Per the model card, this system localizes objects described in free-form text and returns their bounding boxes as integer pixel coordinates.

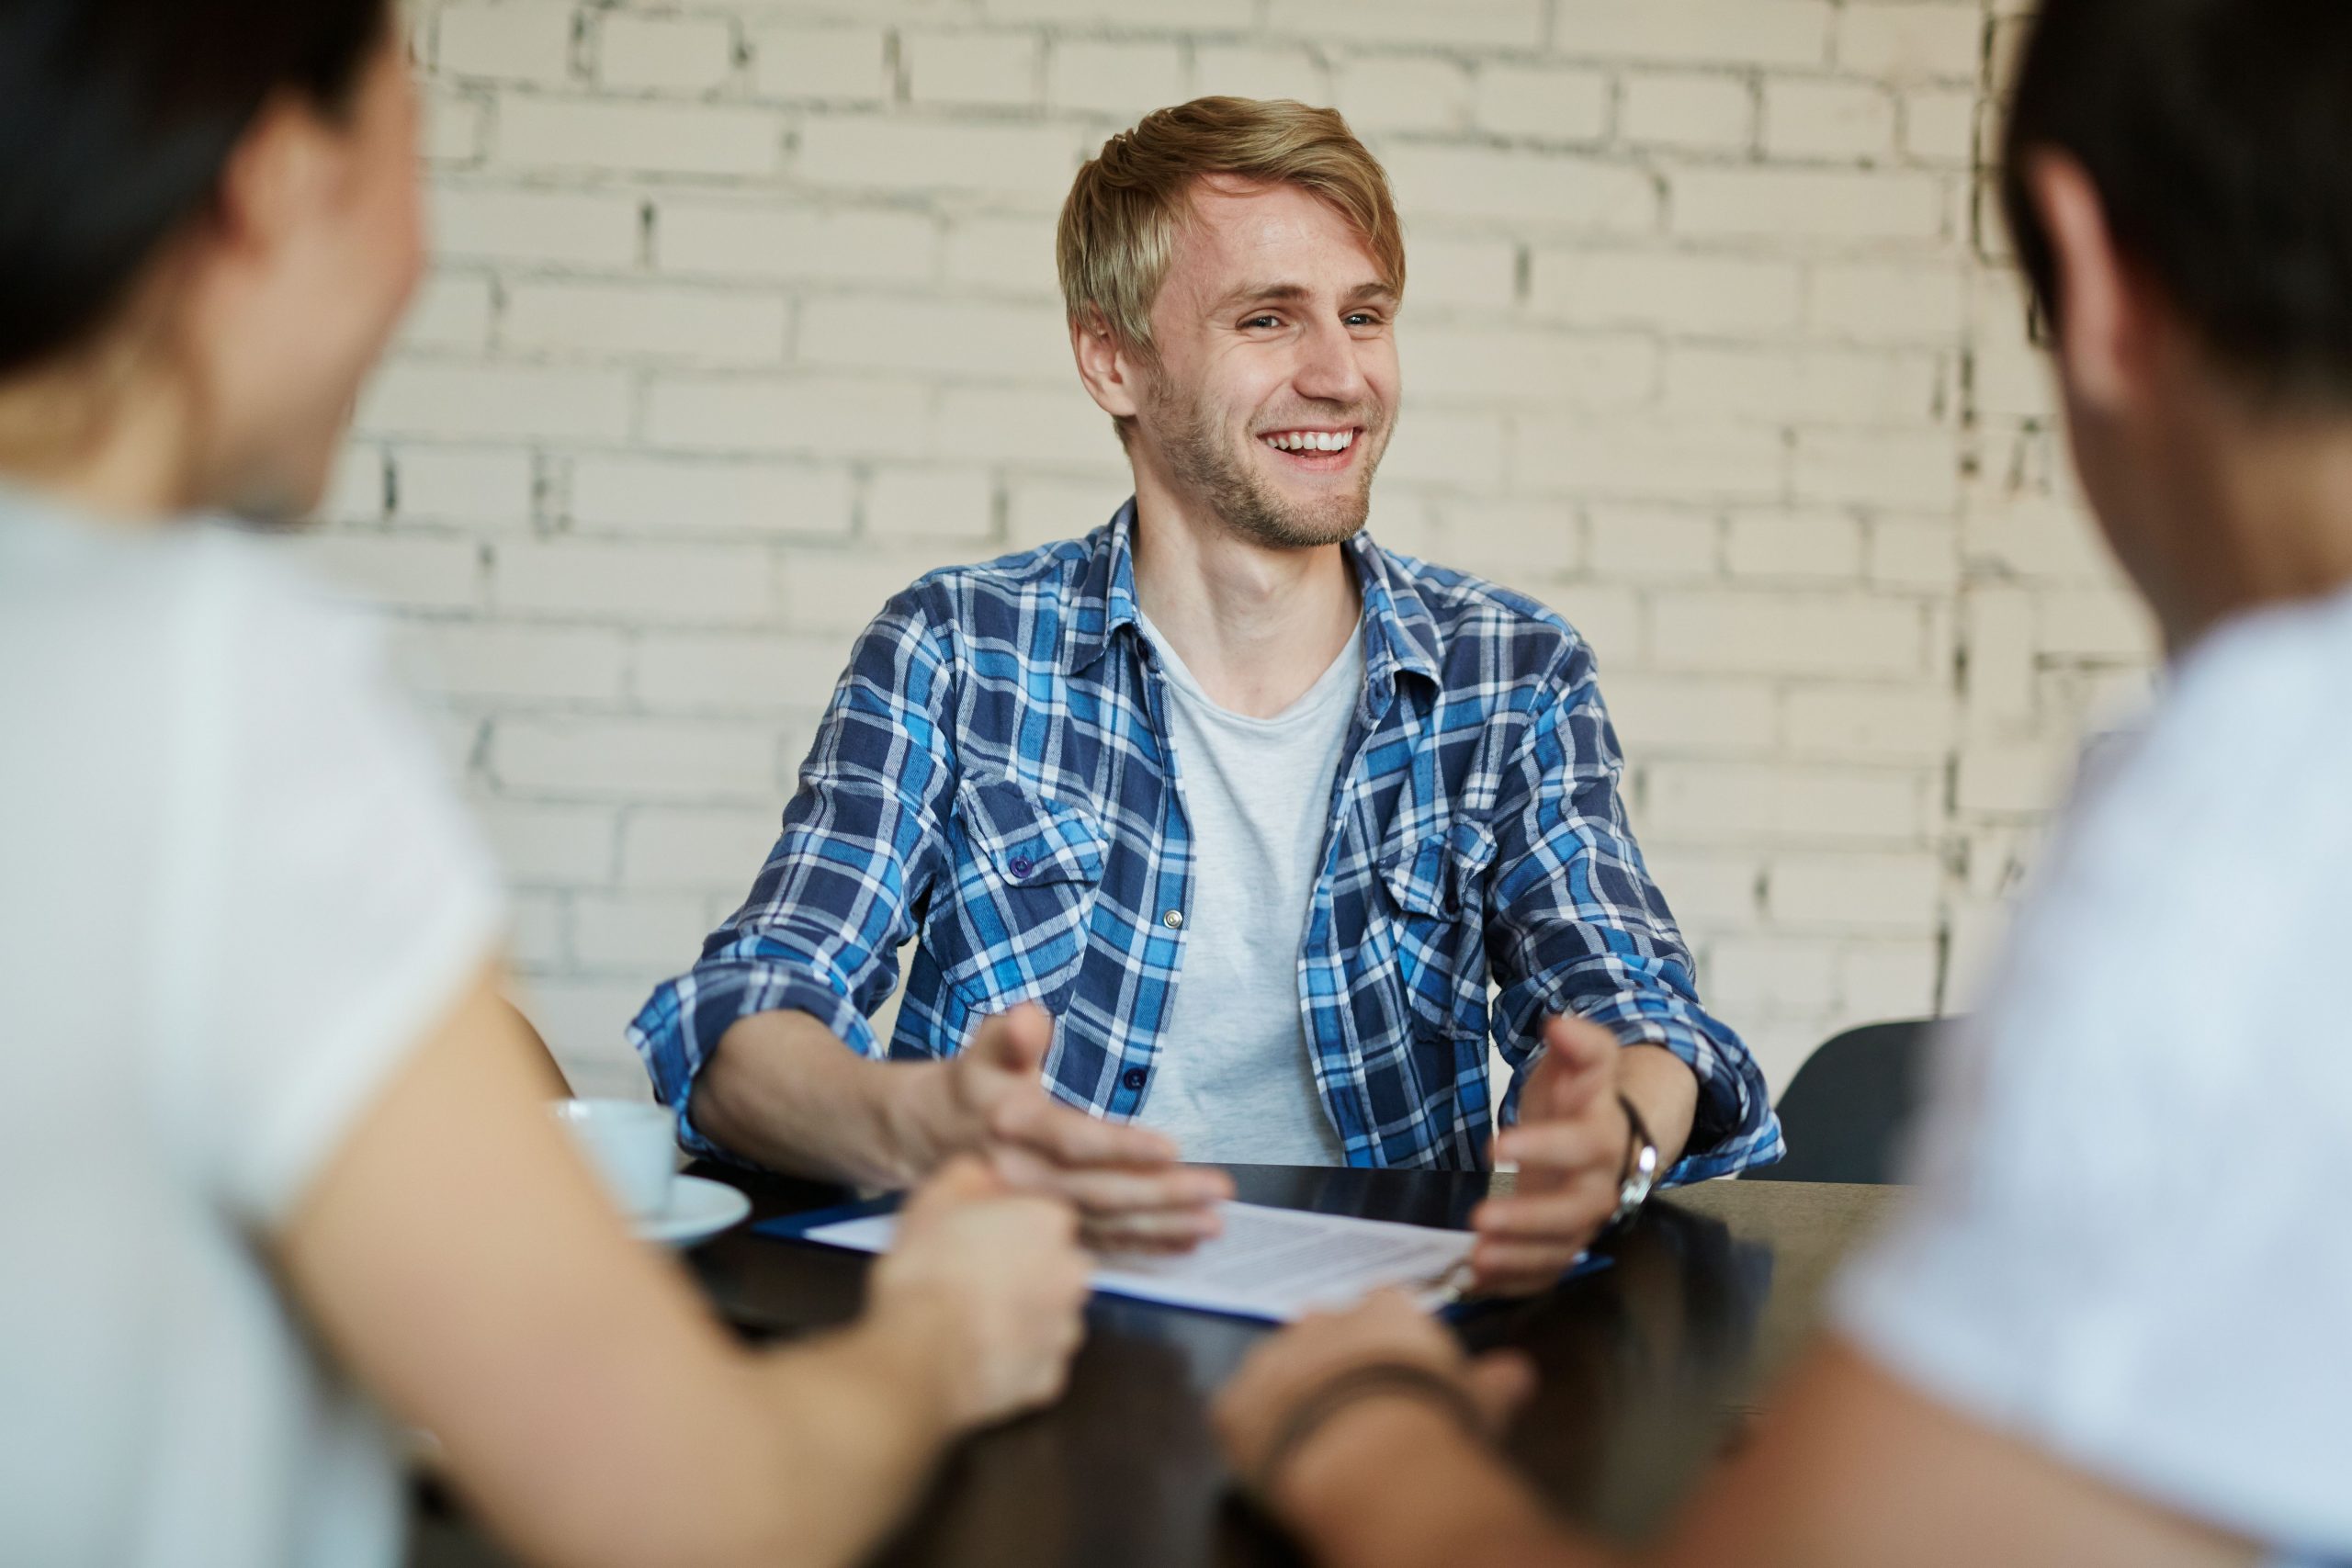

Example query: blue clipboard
[754,1194,903,1240]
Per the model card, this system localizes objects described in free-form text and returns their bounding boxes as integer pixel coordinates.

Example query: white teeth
[1263,430,1355,453]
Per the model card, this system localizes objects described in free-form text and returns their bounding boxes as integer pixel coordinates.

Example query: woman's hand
[867,1156,1094,1431]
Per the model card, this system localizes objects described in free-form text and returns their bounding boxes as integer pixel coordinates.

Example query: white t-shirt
[1837,584,2352,1565]
[0,492,503,1568]
[1130,612,1359,1164]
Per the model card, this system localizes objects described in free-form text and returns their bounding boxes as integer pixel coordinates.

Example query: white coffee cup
[551,1099,676,1221]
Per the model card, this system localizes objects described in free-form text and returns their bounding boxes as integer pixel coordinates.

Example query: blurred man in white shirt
[1212,1,2352,1563]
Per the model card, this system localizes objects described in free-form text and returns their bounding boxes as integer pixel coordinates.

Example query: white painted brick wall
[1475,62,1611,142]
[495,97,783,178]
[502,281,789,363]
[1553,2,1836,70]
[796,117,1080,200]
[424,89,489,164]
[1334,56,1472,136]
[568,455,853,540]
[432,186,644,268]
[619,806,789,889]
[1529,249,1805,335]
[654,203,936,285]
[1724,513,1865,581]
[593,13,736,96]
[904,31,1044,110]
[1385,144,1658,228]
[1046,40,1186,119]
[397,444,538,531]
[435,4,575,86]
[748,25,890,105]
[394,622,631,704]
[1192,43,1329,104]
[1271,0,1545,51]
[397,275,495,352]
[1621,73,1755,152]
[1762,78,1899,162]
[304,0,2147,1100]
[492,539,778,623]
[643,375,931,457]
[1837,4,1988,80]
[1672,165,1947,241]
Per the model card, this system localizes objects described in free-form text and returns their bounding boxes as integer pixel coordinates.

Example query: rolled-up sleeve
[1485,649,1782,1183]
[628,592,958,1156]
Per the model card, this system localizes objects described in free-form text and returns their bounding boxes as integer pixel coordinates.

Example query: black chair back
[1744,1019,1938,1184]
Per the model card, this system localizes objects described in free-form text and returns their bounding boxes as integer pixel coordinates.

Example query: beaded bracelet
[1250,1360,1488,1502]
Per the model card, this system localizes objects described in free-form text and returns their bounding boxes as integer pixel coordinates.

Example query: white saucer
[635,1174,752,1247]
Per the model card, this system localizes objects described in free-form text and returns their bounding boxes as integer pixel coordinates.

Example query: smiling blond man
[632,99,1781,1286]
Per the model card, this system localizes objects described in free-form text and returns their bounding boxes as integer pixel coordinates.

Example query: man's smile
[1257,425,1363,471]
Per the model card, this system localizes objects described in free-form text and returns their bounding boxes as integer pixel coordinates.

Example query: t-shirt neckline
[1135,607,1365,730]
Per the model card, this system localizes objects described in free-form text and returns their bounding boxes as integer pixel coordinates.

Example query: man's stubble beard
[1151,381,1389,551]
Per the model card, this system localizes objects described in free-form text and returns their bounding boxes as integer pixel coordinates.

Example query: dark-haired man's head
[0,0,420,522]
[2004,0,2352,649]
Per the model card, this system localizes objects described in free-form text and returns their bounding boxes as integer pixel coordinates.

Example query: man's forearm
[1617,1043,1700,1173]
[688,1010,950,1188]
[1277,1402,1600,1568]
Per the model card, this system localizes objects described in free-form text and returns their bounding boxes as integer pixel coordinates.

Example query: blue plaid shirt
[631,502,1781,1180]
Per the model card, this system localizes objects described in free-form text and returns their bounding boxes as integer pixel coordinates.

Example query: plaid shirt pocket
[1376,817,1498,1043]
[927,775,1107,1014]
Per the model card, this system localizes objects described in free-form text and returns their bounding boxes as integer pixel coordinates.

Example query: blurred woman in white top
[0,4,1091,1566]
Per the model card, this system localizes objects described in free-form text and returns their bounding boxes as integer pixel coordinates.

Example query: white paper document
[799,1200,1476,1324]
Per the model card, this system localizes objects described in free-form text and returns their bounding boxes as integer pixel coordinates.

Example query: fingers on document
[991,1091,1181,1168]
[1080,1202,1226,1253]
[988,1148,1228,1245]
[1068,1168,1232,1253]
[982,1093,1231,1253]
[1052,1160,1227,1213]
[1491,1118,1617,1177]
[906,1153,1008,1211]
[1472,1180,1611,1239]
[1468,1237,1589,1297]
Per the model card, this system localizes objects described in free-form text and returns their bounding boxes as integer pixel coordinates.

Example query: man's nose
[1291,317,1370,408]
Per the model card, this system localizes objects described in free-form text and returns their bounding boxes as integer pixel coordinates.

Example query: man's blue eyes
[1239,314,1384,329]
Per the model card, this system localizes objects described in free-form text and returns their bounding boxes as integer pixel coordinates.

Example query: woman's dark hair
[0,0,390,375]
[2002,0,2352,405]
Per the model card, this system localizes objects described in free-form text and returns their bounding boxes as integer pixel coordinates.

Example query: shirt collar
[1346,527,1444,694]
[1069,499,1443,694]
[1067,498,1147,674]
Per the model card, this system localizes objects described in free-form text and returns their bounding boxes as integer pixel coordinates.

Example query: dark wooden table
[410,1168,1898,1568]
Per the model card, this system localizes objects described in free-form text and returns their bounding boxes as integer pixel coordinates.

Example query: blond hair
[1056,96,1407,367]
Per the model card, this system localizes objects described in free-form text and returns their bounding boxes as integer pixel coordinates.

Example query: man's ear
[2024,151,2153,415]
[1069,309,1144,422]
[210,91,337,265]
